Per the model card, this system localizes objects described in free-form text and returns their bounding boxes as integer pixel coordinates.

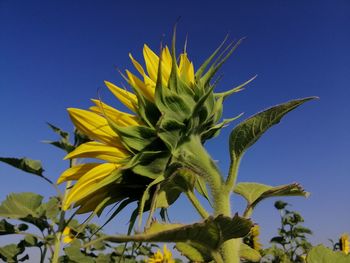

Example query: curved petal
[64,141,129,162]
[67,108,120,147]
[104,81,138,112]
[143,44,159,82]
[90,99,140,126]
[57,163,101,184]
[63,163,119,210]
[126,70,155,101]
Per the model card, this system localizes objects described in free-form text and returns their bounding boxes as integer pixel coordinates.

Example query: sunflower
[147,245,175,263]
[57,34,250,218]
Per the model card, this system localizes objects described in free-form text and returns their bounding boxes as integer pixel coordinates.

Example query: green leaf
[175,242,212,262]
[85,214,252,256]
[43,197,60,221]
[64,241,94,263]
[47,122,69,139]
[0,192,43,219]
[156,168,197,209]
[0,243,27,263]
[0,157,44,176]
[239,243,261,262]
[229,97,317,162]
[24,234,37,246]
[234,182,308,208]
[306,245,350,263]
[0,219,15,235]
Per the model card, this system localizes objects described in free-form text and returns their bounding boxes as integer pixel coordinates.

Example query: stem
[186,190,209,218]
[40,245,47,263]
[225,156,242,192]
[51,160,74,263]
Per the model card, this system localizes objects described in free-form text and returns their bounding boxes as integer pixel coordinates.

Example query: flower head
[340,233,349,255]
[62,227,74,243]
[148,245,175,263]
[57,33,251,220]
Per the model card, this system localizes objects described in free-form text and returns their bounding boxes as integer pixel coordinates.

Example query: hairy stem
[225,156,242,192]
[186,190,209,218]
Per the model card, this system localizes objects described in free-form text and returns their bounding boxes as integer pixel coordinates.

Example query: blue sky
[0,0,349,248]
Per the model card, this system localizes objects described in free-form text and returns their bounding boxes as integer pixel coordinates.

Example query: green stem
[40,245,47,263]
[51,160,74,263]
[174,135,243,262]
[186,190,209,218]
[225,156,242,192]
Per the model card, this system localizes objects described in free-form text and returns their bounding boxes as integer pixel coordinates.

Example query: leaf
[239,243,261,262]
[85,214,252,256]
[0,192,49,230]
[43,197,60,221]
[306,245,350,263]
[47,122,69,139]
[0,219,15,235]
[24,234,37,246]
[229,97,317,162]
[234,182,309,213]
[0,243,27,262]
[0,157,44,176]
[156,168,197,209]
[175,242,212,262]
[64,241,95,263]
[0,192,43,219]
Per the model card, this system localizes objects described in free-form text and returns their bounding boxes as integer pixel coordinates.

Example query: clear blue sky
[1,0,349,248]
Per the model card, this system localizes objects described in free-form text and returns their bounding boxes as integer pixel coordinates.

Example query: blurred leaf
[0,192,43,219]
[24,234,37,246]
[239,243,261,262]
[0,243,27,263]
[41,197,60,221]
[306,245,350,263]
[0,157,44,176]
[86,214,252,257]
[275,200,288,210]
[64,240,94,263]
[229,97,316,162]
[0,192,49,230]
[175,242,212,261]
[0,219,15,235]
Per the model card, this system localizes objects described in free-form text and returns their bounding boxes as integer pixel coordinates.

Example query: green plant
[1,29,317,262]
[260,201,312,263]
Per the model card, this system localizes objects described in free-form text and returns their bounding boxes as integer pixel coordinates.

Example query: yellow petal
[179,53,195,86]
[90,99,140,126]
[143,44,159,81]
[129,53,145,76]
[104,81,138,112]
[57,163,101,184]
[161,46,172,84]
[64,141,129,162]
[126,70,155,101]
[63,163,119,210]
[67,108,120,147]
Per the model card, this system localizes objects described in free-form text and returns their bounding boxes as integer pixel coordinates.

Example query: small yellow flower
[251,224,262,251]
[62,227,74,244]
[340,233,349,255]
[148,245,175,263]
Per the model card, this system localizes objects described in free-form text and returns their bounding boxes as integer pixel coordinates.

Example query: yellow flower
[62,227,74,243]
[148,245,175,263]
[340,233,349,255]
[251,224,262,251]
[57,44,196,212]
